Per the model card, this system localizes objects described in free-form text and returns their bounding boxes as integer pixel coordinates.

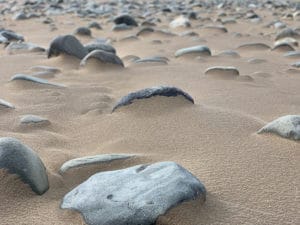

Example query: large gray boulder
[0,137,49,195]
[61,161,206,225]
[112,86,194,112]
[258,115,300,140]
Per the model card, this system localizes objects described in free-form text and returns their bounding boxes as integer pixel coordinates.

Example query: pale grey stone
[20,115,50,125]
[175,45,211,58]
[80,50,124,67]
[11,74,66,88]
[0,99,15,109]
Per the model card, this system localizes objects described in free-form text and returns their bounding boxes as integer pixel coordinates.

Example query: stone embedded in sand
[175,45,211,58]
[0,30,24,44]
[291,62,300,68]
[0,137,49,195]
[84,43,116,54]
[113,14,138,26]
[20,115,50,125]
[61,161,206,225]
[205,66,239,78]
[47,35,88,59]
[12,12,27,20]
[247,58,267,64]
[6,42,45,54]
[11,74,66,88]
[59,154,135,174]
[169,16,191,28]
[275,38,298,48]
[112,24,133,31]
[217,50,240,58]
[136,27,154,36]
[112,86,194,112]
[258,115,300,140]
[30,66,61,74]
[80,50,124,67]
[134,56,169,65]
[0,99,15,109]
[237,43,271,51]
[272,43,295,52]
[88,22,102,30]
[203,25,228,33]
[284,51,300,58]
[275,28,300,41]
[74,27,92,36]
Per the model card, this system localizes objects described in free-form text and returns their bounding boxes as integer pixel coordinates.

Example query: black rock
[114,14,138,26]
[74,27,92,36]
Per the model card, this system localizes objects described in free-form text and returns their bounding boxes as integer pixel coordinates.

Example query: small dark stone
[114,15,138,26]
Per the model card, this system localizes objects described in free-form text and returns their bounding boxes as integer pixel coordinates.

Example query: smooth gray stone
[84,43,116,54]
[134,56,168,65]
[61,161,206,225]
[0,99,15,109]
[271,43,295,52]
[112,24,133,31]
[136,27,154,36]
[237,43,271,50]
[88,22,102,30]
[217,50,240,58]
[20,115,50,125]
[59,154,135,174]
[47,35,88,59]
[274,38,298,47]
[74,27,91,36]
[205,66,240,77]
[30,66,61,74]
[6,42,45,54]
[203,25,228,33]
[284,51,300,58]
[12,12,27,20]
[291,62,300,68]
[258,115,300,140]
[0,30,24,43]
[275,27,300,41]
[247,58,267,64]
[0,137,49,195]
[80,50,124,67]
[112,86,194,112]
[114,14,138,26]
[175,45,211,58]
[11,74,66,88]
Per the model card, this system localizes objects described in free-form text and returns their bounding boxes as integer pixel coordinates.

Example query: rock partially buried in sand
[0,137,49,195]
[169,16,191,28]
[11,74,66,88]
[258,115,300,140]
[59,154,135,174]
[6,42,45,54]
[61,161,206,225]
[284,51,300,59]
[113,14,138,26]
[205,66,239,78]
[112,86,194,112]
[84,43,116,54]
[74,27,91,36]
[217,50,240,58]
[271,42,295,52]
[30,66,61,74]
[237,43,271,51]
[20,115,50,125]
[47,35,88,59]
[175,45,211,58]
[134,56,169,65]
[275,27,300,41]
[0,99,15,109]
[80,50,124,67]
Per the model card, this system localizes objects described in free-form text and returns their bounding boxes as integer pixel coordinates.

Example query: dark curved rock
[47,35,88,59]
[112,86,194,112]
[61,161,206,225]
[114,14,138,26]
[275,28,300,41]
[11,74,66,88]
[80,50,124,67]
[0,30,24,44]
[74,27,91,36]
[0,137,49,195]
[88,22,102,30]
[84,43,116,54]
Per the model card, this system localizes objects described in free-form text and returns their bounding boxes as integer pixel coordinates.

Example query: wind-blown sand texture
[0,0,299,225]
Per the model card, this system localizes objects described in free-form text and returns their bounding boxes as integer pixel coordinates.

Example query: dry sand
[0,1,299,225]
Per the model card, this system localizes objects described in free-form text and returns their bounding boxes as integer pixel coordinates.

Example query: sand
[0,1,299,225]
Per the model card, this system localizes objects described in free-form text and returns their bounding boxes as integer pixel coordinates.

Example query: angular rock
[134,56,168,65]
[80,50,124,67]
[175,45,211,58]
[0,137,49,195]
[59,154,135,174]
[258,115,300,140]
[114,14,138,26]
[61,161,206,225]
[0,99,15,109]
[112,86,194,112]
[47,35,88,59]
[11,74,66,88]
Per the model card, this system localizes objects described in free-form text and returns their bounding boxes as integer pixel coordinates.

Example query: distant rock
[284,51,300,58]
[275,28,300,41]
[84,43,116,54]
[112,86,194,112]
[247,58,267,64]
[203,25,228,33]
[217,50,240,58]
[0,99,15,109]
[258,115,300,140]
[114,15,138,26]
[6,42,45,54]
[112,24,133,31]
[237,43,271,50]
[74,27,92,36]
[0,30,24,44]
[59,154,135,174]
[169,16,191,28]
[88,22,102,30]
[136,27,154,36]
[0,137,49,195]
[175,45,211,58]
[11,74,66,88]
[80,50,124,67]
[20,115,50,125]
[47,35,88,59]
[205,66,239,78]
[12,12,27,20]
[61,161,206,225]
[133,56,169,65]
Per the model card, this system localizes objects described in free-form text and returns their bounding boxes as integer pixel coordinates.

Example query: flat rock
[175,45,211,58]
[203,25,228,33]
[205,66,240,78]
[258,115,300,140]
[80,50,124,67]
[0,99,15,109]
[0,137,49,195]
[6,42,45,54]
[61,161,206,225]
[11,74,66,88]
[59,154,135,174]
[20,115,50,125]
[112,24,133,31]
[114,15,138,26]
[112,86,194,112]
[47,35,88,59]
